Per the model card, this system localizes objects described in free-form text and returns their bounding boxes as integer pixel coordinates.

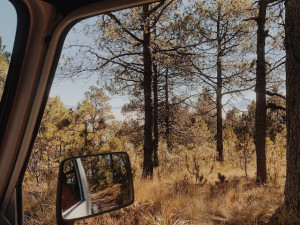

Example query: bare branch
[266,90,286,99]
[106,12,143,43]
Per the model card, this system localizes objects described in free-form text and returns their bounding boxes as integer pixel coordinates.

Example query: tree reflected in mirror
[58,152,134,221]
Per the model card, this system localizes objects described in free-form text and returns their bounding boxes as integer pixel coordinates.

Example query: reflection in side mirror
[56,152,134,224]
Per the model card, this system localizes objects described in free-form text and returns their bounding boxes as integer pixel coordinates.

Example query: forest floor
[74,163,285,225]
[23,161,286,225]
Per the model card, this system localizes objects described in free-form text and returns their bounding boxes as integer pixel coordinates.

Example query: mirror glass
[58,152,134,221]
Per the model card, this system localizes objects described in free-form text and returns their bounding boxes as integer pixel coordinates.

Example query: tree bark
[216,7,224,161]
[142,4,154,179]
[153,64,159,167]
[284,0,300,212]
[165,69,171,152]
[255,0,267,185]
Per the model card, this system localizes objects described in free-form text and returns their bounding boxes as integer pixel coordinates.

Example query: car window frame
[0,1,159,224]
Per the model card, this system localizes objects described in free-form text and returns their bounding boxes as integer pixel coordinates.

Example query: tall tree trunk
[216,7,224,161]
[153,64,159,167]
[142,4,154,179]
[284,0,300,212]
[83,121,88,155]
[255,0,267,185]
[165,69,171,151]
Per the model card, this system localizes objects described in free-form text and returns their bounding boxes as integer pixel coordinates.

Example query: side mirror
[56,152,134,224]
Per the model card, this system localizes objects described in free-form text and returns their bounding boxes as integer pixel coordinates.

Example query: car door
[0,0,158,224]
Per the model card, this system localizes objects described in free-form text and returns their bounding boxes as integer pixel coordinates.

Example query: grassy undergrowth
[23,137,287,225]
[24,164,285,225]
[79,166,284,225]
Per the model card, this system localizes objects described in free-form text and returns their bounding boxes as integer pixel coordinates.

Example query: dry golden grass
[23,142,287,225]
[80,164,285,225]
[23,179,57,225]
[23,167,285,225]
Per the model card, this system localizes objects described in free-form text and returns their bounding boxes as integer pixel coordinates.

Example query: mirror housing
[56,152,134,224]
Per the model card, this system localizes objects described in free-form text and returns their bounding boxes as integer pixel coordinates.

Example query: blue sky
[0,1,127,120]
[0,1,259,120]
[0,1,17,53]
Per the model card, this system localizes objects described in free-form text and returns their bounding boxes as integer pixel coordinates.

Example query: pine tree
[284,0,300,213]
[187,0,255,161]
